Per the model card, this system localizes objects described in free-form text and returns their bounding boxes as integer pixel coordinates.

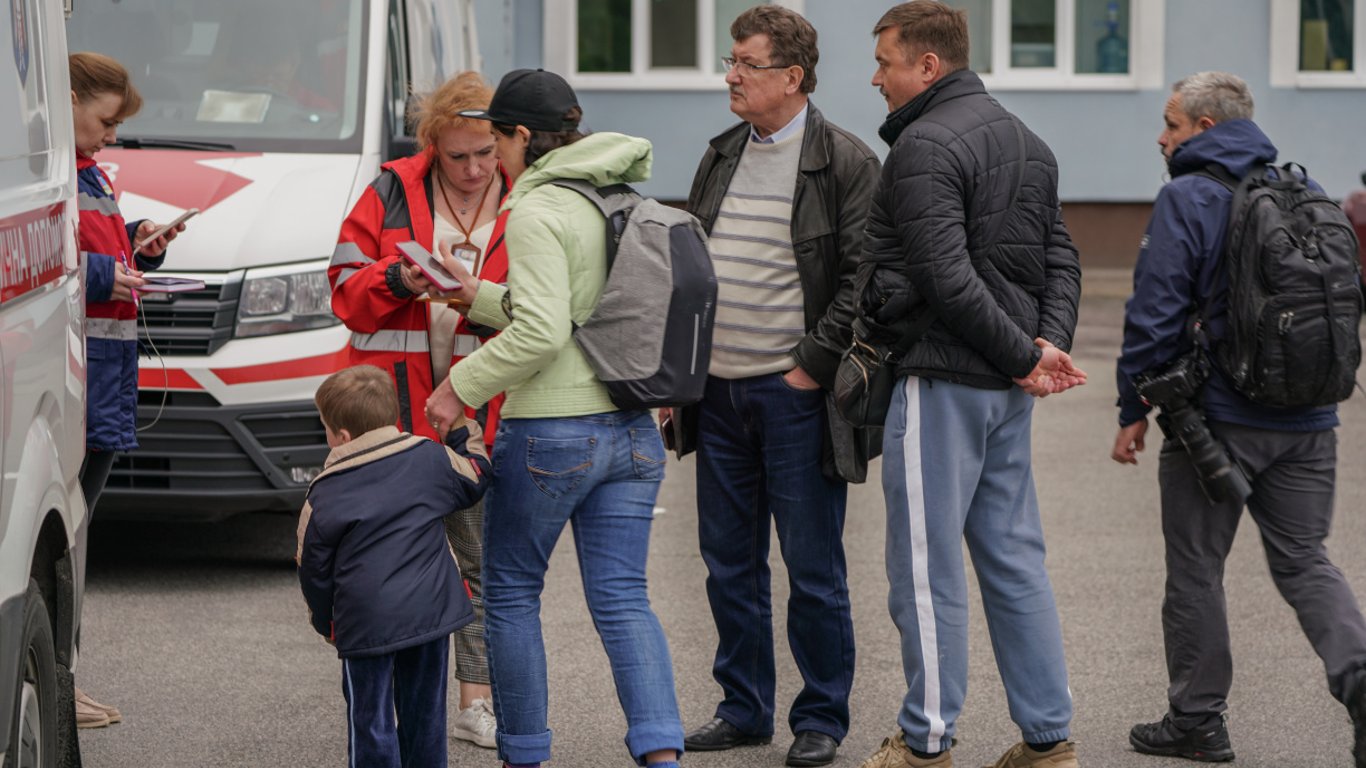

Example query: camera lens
[1166,405,1252,504]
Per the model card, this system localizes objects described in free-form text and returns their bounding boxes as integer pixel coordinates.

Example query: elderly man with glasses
[667,5,880,767]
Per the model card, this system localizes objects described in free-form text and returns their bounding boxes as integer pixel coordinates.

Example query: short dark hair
[493,106,587,167]
[314,365,399,437]
[872,1,970,73]
[730,5,819,94]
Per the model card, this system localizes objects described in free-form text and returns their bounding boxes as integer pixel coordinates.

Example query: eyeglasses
[720,56,787,74]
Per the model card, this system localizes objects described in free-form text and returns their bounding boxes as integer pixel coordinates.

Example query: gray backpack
[551,179,717,409]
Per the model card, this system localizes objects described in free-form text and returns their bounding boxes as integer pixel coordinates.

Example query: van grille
[135,276,239,356]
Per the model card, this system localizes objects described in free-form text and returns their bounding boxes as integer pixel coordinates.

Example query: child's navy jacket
[297,424,490,658]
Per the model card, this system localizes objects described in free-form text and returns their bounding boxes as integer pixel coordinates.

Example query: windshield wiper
[113,137,237,152]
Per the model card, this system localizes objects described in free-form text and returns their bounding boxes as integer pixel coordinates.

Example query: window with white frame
[544,0,804,90]
[945,0,1163,90]
[1271,0,1366,87]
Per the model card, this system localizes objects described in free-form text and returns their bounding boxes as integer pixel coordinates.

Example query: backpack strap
[548,179,641,270]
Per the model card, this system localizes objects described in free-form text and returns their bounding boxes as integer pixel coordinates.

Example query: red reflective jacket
[329,151,509,443]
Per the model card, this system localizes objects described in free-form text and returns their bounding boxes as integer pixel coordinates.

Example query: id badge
[450,242,481,276]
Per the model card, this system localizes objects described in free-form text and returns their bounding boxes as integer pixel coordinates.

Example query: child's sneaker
[452,697,496,748]
[1129,715,1233,762]
[984,741,1078,768]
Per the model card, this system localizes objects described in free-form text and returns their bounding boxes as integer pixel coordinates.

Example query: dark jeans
[341,636,449,768]
[79,448,118,517]
[695,373,854,741]
[1159,421,1366,727]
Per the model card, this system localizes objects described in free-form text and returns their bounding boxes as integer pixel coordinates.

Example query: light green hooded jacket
[449,132,652,418]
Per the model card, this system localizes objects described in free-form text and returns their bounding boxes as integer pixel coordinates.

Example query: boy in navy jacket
[297,364,490,768]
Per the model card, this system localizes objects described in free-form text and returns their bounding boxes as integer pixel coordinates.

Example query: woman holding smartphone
[425,69,684,768]
[70,51,185,729]
[328,71,509,748]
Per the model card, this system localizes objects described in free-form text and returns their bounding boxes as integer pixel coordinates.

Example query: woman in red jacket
[71,51,184,729]
[328,71,508,749]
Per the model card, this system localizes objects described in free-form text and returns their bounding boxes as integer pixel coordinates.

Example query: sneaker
[74,688,111,729]
[858,731,952,767]
[984,741,1078,768]
[1349,678,1366,768]
[1129,715,1233,762]
[451,697,497,749]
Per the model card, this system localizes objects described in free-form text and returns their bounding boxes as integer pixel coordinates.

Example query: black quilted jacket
[863,69,1081,389]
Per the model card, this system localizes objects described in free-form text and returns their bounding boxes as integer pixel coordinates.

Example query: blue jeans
[341,636,449,768]
[483,411,684,766]
[695,373,854,741]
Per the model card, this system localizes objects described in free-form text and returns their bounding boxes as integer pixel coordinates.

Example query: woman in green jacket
[425,69,683,768]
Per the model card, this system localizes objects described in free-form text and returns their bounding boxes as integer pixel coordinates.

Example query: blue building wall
[473,0,1366,203]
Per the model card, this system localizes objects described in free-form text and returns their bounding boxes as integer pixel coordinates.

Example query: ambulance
[64,0,479,520]
[1,0,87,764]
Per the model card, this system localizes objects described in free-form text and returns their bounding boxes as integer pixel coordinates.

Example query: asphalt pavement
[77,283,1366,767]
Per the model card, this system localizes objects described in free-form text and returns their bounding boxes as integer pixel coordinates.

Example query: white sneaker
[451,697,496,749]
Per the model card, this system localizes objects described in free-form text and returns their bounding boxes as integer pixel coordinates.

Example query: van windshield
[67,0,368,154]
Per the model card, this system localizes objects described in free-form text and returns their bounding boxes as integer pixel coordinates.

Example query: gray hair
[1172,71,1254,123]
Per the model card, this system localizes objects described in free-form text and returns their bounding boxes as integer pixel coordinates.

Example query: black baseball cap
[459,69,581,132]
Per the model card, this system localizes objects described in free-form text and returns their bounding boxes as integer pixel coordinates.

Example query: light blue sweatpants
[881,376,1072,753]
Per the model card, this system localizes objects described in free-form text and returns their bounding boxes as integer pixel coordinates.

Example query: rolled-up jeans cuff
[626,719,685,766]
[498,727,552,765]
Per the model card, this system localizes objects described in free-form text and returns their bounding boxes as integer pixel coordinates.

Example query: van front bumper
[97,392,328,521]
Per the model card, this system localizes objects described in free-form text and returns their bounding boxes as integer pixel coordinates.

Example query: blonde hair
[412,71,494,151]
[69,52,143,121]
[314,365,400,437]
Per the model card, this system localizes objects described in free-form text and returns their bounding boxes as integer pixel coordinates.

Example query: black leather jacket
[863,70,1081,389]
[685,103,882,482]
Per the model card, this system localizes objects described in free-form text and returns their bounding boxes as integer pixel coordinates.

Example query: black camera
[1133,353,1252,505]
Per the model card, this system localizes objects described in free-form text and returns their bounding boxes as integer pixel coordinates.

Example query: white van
[1,0,87,764]
[64,0,479,520]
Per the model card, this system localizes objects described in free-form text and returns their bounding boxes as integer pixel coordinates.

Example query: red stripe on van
[138,368,203,390]
[210,349,349,385]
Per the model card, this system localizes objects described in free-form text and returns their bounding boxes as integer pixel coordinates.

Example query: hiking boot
[1349,678,1366,768]
[858,731,952,767]
[1129,715,1233,762]
[74,688,111,729]
[451,697,497,749]
[984,741,1078,768]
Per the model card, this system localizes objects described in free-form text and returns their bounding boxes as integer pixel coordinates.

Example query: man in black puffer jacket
[855,4,1085,768]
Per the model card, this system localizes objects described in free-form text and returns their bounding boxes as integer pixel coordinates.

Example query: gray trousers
[445,499,489,685]
[1159,421,1366,727]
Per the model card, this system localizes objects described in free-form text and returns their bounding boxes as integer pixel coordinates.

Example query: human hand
[782,365,821,391]
[110,260,145,303]
[424,375,466,441]
[400,262,433,296]
[133,219,185,258]
[426,241,481,308]
[657,407,672,428]
[1111,419,1149,465]
[1013,339,1087,397]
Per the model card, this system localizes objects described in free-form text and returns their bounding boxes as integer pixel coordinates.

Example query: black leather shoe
[683,717,771,751]
[786,731,837,767]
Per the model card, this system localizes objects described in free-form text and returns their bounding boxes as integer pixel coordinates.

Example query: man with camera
[1113,71,1366,766]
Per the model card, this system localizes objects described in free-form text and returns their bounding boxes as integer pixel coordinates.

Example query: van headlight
[235,261,340,338]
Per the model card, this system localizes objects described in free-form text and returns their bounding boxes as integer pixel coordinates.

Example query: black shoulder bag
[833,119,1028,428]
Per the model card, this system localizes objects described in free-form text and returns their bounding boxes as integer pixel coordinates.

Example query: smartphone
[134,208,200,251]
[397,241,462,292]
[138,276,207,294]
